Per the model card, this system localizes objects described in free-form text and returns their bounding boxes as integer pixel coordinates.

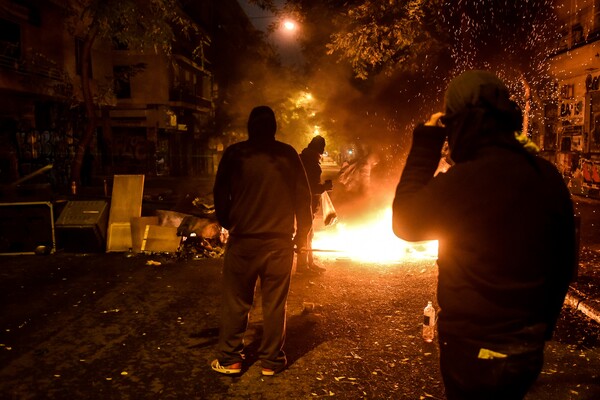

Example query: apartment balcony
[0,45,69,98]
[168,84,213,113]
[0,47,64,81]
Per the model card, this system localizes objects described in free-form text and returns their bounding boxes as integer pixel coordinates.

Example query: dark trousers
[297,226,315,267]
[439,332,544,400]
[217,237,293,370]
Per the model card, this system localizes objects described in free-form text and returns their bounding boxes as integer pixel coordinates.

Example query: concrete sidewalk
[568,195,600,325]
[565,290,600,324]
[565,245,600,324]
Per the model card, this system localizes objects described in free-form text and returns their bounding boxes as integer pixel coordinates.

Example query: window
[572,23,584,45]
[561,136,572,152]
[113,66,131,99]
[112,38,129,50]
[0,18,21,58]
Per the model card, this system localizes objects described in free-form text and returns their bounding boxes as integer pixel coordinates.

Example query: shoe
[211,359,242,374]
[296,266,315,275]
[308,263,326,273]
[261,364,285,376]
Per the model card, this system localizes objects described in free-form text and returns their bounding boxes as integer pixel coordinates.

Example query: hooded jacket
[392,71,576,344]
[299,144,327,212]
[213,106,312,246]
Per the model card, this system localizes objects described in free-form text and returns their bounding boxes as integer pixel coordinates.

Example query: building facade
[549,0,600,193]
[0,0,258,189]
[0,0,81,186]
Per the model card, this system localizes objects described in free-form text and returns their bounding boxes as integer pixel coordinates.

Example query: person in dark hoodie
[392,71,576,399]
[211,106,313,376]
[298,135,333,274]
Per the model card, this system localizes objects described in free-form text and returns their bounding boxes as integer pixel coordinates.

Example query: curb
[565,289,600,324]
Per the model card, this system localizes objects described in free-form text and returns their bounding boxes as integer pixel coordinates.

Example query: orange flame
[312,207,438,263]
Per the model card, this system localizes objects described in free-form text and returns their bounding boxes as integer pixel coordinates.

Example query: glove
[323,179,333,191]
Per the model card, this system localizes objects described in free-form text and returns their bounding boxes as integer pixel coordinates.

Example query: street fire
[312,207,438,263]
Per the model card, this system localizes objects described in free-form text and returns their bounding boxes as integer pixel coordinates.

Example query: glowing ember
[312,208,438,263]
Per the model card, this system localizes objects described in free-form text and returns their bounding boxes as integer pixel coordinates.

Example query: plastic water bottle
[423,301,436,342]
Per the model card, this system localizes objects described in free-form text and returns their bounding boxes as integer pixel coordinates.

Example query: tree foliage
[247,0,560,147]
[267,0,559,85]
[65,0,195,54]
[64,0,199,183]
[325,0,433,79]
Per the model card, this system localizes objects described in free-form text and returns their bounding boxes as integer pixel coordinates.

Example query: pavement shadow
[237,314,326,371]
[192,313,325,372]
[284,312,327,366]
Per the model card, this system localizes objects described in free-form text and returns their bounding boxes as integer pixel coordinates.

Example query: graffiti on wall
[14,130,75,185]
[112,129,154,173]
[114,135,150,161]
[557,152,578,176]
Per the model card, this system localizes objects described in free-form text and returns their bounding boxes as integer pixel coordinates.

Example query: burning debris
[312,207,438,264]
[338,153,379,196]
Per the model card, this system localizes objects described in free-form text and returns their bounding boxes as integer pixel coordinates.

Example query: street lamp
[283,19,296,32]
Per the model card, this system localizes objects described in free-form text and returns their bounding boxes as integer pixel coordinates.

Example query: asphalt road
[1,163,599,398]
[0,252,598,399]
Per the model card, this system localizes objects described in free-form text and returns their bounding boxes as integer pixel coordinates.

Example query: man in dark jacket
[392,71,576,399]
[211,106,313,376]
[298,135,333,274]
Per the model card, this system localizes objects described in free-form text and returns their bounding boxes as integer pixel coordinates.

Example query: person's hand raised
[425,112,445,127]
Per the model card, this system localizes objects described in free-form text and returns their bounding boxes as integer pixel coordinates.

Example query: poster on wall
[591,91,600,152]
[580,158,600,188]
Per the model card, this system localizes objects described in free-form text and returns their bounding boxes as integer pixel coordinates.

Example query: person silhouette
[297,135,332,274]
[393,70,576,399]
[211,105,312,376]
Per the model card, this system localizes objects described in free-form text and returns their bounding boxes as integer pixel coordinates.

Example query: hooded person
[211,105,313,376]
[247,105,277,142]
[392,71,576,400]
[298,135,333,274]
[442,70,526,163]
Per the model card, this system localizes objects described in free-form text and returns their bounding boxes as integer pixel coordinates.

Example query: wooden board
[106,222,133,251]
[130,216,159,253]
[141,225,180,253]
[106,175,144,252]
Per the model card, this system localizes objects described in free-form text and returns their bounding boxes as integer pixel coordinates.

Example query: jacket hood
[247,106,277,141]
[442,70,523,163]
[307,135,326,154]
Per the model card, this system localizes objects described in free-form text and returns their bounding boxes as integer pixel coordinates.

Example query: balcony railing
[169,85,212,110]
[0,52,64,81]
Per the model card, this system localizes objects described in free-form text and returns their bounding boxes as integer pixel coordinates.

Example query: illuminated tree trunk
[70,26,98,185]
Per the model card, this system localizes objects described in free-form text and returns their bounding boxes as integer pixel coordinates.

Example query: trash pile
[157,192,227,259]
